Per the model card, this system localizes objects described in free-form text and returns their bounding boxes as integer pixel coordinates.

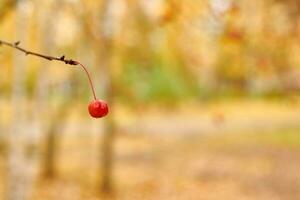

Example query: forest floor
[32,128,300,200]
[1,98,300,200]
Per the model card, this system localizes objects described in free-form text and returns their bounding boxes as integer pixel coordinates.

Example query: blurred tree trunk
[72,0,123,193]
[36,0,60,179]
[0,0,18,20]
[0,0,17,159]
[98,0,117,193]
[42,107,69,178]
[7,1,31,200]
[84,0,124,194]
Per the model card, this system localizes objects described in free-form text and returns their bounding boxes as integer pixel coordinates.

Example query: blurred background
[1,0,300,199]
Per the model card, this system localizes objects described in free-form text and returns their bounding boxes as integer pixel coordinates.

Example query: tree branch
[0,39,78,65]
[0,39,98,100]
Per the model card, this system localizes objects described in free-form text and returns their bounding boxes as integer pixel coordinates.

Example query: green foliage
[119,61,198,105]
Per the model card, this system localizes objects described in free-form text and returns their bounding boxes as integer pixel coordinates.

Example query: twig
[0,40,78,65]
[0,39,98,100]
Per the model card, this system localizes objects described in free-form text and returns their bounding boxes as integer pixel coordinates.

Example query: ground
[32,129,300,200]
[1,99,300,200]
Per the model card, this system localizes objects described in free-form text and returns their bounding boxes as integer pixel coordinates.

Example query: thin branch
[0,39,98,100]
[0,40,78,65]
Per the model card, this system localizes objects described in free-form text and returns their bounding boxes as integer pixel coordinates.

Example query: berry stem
[75,61,97,100]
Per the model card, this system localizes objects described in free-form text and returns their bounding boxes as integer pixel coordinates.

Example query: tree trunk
[98,0,122,194]
[7,1,31,199]
[42,105,69,178]
[36,0,61,179]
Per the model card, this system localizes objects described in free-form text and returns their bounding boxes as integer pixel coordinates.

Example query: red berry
[88,100,109,118]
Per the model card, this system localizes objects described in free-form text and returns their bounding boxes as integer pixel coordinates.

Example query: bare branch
[0,39,98,100]
[0,39,78,65]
